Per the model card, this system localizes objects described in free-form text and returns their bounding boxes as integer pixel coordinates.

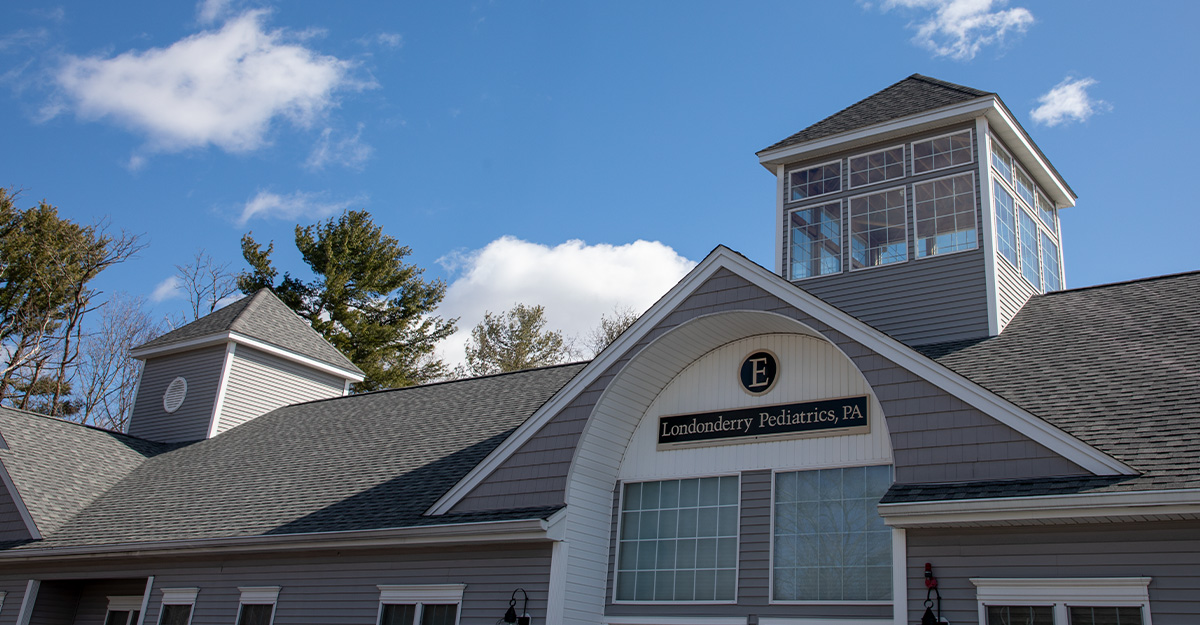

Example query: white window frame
[787,159,843,203]
[848,144,906,189]
[989,135,1014,184]
[236,587,280,625]
[787,201,843,282]
[911,129,973,176]
[768,464,896,606]
[158,589,198,625]
[972,577,1153,625]
[105,596,143,625]
[376,584,466,625]
[911,171,979,260]
[847,185,909,273]
[613,473,742,605]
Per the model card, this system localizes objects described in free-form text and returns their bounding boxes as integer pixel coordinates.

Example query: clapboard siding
[453,267,1084,514]
[128,345,227,443]
[0,477,31,542]
[905,521,1200,625]
[0,543,551,625]
[996,252,1038,330]
[218,346,344,434]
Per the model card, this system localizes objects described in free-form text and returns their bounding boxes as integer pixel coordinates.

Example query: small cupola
[126,289,364,443]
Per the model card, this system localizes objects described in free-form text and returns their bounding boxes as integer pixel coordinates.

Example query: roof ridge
[909,73,993,98]
[1045,269,1200,295]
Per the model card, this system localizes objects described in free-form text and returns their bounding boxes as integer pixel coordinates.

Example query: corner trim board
[15,580,38,625]
[207,342,237,439]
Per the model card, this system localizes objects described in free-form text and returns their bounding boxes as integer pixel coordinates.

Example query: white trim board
[130,332,364,382]
[429,246,1131,515]
[879,487,1200,527]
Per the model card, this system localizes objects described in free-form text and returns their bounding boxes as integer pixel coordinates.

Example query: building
[1,74,1197,625]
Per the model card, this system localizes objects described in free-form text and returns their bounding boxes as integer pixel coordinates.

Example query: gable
[444,257,1112,515]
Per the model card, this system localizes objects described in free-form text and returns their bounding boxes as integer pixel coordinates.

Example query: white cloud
[305,124,373,170]
[882,0,1033,60]
[54,11,363,154]
[1030,77,1108,127]
[150,276,183,302]
[436,237,696,368]
[377,33,403,48]
[196,0,234,25]
[236,189,364,225]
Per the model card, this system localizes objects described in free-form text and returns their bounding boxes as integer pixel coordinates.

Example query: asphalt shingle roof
[904,271,1200,500]
[136,289,362,375]
[0,363,584,550]
[758,74,991,154]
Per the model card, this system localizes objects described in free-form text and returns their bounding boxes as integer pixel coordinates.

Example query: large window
[1041,233,1061,292]
[849,187,907,270]
[789,202,841,279]
[1019,210,1041,287]
[377,585,465,625]
[616,476,740,602]
[993,181,1018,267]
[913,173,977,258]
[158,589,197,625]
[990,136,1062,292]
[773,466,892,602]
[849,146,904,188]
[912,130,972,174]
[789,161,842,201]
[973,578,1150,625]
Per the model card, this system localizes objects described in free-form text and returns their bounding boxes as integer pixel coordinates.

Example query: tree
[238,210,456,390]
[586,305,640,357]
[71,293,165,431]
[176,249,239,321]
[0,189,143,414]
[462,303,572,377]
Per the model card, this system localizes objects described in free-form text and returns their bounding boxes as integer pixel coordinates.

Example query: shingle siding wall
[905,521,1200,625]
[0,477,31,542]
[451,268,1084,513]
[128,345,228,443]
[0,544,551,625]
[218,346,344,434]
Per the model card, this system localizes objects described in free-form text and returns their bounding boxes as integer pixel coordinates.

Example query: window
[615,476,740,602]
[236,587,279,625]
[105,596,142,625]
[913,172,977,258]
[912,130,972,174]
[1014,168,1035,207]
[1041,233,1061,292]
[376,585,465,625]
[157,589,197,625]
[789,161,841,201]
[849,146,904,188]
[773,466,892,602]
[849,187,907,270]
[993,181,1018,267]
[973,578,1151,625]
[789,202,841,279]
[1020,210,1041,287]
[1037,190,1057,233]
[991,140,1014,183]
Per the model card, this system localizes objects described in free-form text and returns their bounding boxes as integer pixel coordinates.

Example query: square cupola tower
[757,74,1074,347]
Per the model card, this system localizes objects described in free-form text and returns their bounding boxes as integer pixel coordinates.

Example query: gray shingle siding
[128,345,228,443]
[218,345,344,434]
[451,268,1085,514]
[905,521,1200,624]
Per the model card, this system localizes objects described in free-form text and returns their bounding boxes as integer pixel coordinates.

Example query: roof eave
[879,487,1200,528]
[130,331,364,382]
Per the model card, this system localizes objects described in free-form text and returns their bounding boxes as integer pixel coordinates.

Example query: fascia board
[0,517,550,563]
[428,246,1132,517]
[984,102,1076,207]
[756,97,996,167]
[879,488,1200,527]
[0,457,41,540]
[130,331,364,382]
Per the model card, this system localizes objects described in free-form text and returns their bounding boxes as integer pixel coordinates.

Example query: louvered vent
[163,376,188,413]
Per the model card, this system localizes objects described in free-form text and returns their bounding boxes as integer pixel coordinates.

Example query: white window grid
[788,201,842,281]
[787,160,843,203]
[989,135,1062,292]
[912,171,978,259]
[236,587,280,625]
[848,186,908,271]
[376,585,465,625]
[911,129,973,175]
[157,589,198,625]
[848,145,905,189]
[1041,232,1061,292]
[972,577,1152,625]
[1019,208,1042,288]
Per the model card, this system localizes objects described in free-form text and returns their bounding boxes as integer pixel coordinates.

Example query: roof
[0,407,171,539]
[758,74,991,154]
[906,271,1200,500]
[135,289,362,375]
[0,362,585,550]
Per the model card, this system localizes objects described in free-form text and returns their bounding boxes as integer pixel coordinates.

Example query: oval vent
[163,377,188,413]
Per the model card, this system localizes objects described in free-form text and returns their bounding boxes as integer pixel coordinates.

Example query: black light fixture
[501,588,530,625]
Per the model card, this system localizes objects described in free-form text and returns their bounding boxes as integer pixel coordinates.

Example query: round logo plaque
[739,350,778,395]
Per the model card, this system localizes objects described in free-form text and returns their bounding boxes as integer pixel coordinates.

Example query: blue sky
[2,1,1197,363]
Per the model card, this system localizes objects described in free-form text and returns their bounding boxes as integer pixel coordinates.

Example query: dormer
[126,289,364,443]
[757,74,1075,346]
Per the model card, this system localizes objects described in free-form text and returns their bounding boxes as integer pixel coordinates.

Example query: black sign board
[657,395,869,447]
